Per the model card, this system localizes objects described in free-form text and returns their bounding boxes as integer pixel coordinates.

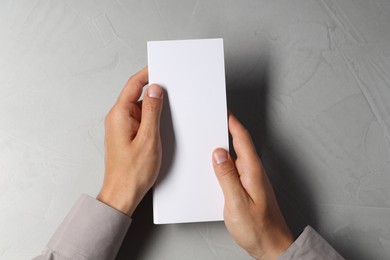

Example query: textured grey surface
[0,0,389,259]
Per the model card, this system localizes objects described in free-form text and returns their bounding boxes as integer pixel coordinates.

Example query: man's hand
[97,67,163,217]
[212,113,293,259]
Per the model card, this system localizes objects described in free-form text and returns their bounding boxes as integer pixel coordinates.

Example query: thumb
[212,148,245,202]
[139,84,163,136]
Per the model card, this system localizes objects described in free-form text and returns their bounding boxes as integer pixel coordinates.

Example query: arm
[34,68,164,259]
[212,113,343,260]
[33,194,131,260]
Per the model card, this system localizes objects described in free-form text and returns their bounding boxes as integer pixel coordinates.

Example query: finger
[228,113,259,165]
[116,67,148,107]
[138,84,163,137]
[212,148,246,202]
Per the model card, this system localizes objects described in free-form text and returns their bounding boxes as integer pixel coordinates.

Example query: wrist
[260,236,294,260]
[251,227,294,260]
[96,186,140,217]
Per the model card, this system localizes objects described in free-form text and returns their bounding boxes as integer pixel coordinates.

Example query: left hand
[97,67,163,216]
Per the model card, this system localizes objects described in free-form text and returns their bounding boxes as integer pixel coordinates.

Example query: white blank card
[148,39,228,224]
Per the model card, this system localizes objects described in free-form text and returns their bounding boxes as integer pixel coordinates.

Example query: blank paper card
[148,38,228,224]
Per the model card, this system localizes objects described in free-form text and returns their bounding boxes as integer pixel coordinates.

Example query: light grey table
[1,0,389,259]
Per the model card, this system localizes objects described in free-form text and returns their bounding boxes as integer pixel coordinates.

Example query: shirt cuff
[47,194,132,260]
[279,226,344,260]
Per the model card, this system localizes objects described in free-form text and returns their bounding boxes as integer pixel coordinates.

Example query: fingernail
[147,84,162,99]
[214,149,228,164]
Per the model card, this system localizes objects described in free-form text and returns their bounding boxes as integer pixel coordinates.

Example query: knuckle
[218,165,237,179]
[104,111,113,126]
[128,75,137,83]
[129,75,142,86]
[104,107,120,125]
[143,102,159,112]
[241,127,251,138]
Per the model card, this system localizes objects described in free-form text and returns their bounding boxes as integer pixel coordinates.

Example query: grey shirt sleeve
[33,194,131,260]
[34,195,343,260]
[279,226,344,260]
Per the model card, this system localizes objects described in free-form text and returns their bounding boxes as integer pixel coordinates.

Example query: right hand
[212,113,294,260]
[97,68,163,217]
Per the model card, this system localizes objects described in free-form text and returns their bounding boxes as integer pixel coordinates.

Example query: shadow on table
[116,190,158,260]
[226,52,374,259]
[225,52,318,236]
